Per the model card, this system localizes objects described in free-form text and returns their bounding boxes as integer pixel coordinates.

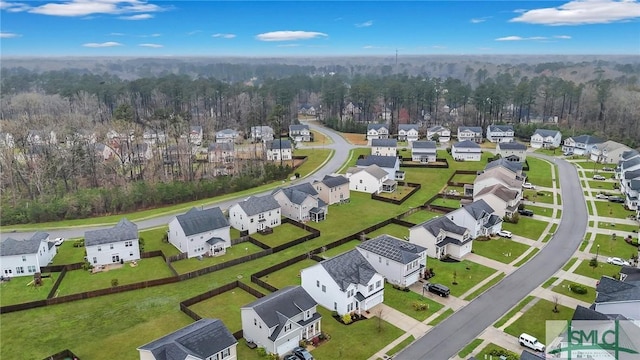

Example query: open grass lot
[340,132,368,146]
[376,185,415,200]
[337,147,370,173]
[587,180,616,191]
[463,272,506,300]
[251,223,313,247]
[307,129,332,146]
[505,298,574,342]
[523,189,554,204]
[589,233,638,259]
[535,148,561,156]
[573,259,624,280]
[431,197,460,208]
[402,210,443,224]
[320,239,360,258]
[291,149,333,178]
[171,242,265,274]
[311,307,404,360]
[502,217,549,241]
[552,280,596,303]
[367,223,411,240]
[593,201,636,219]
[57,257,175,296]
[526,158,554,188]
[383,283,444,321]
[0,275,56,306]
[450,173,476,184]
[476,343,520,360]
[425,259,497,297]
[472,238,529,264]
[597,221,639,232]
[260,258,318,289]
[542,277,559,289]
[140,226,181,257]
[525,205,554,217]
[237,339,265,360]
[188,288,258,332]
[573,161,616,171]
[51,240,86,265]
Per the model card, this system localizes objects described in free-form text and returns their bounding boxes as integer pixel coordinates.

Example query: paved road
[0,121,355,241]
[395,154,588,360]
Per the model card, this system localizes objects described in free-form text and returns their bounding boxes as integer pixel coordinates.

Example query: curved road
[0,121,356,241]
[396,154,588,360]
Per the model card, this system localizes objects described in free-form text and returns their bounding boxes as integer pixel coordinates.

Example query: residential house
[562,134,603,156]
[228,195,281,234]
[474,184,520,218]
[472,169,523,198]
[594,276,640,320]
[208,142,235,164]
[129,143,153,164]
[618,156,640,182]
[298,104,316,116]
[0,132,15,148]
[27,130,57,145]
[189,125,203,146]
[496,142,527,163]
[530,129,561,149]
[163,144,191,166]
[427,125,451,143]
[371,138,397,157]
[343,102,361,120]
[289,124,311,142]
[142,130,166,145]
[251,126,275,143]
[448,199,503,239]
[215,129,240,144]
[241,286,321,356]
[356,155,402,180]
[312,175,350,205]
[356,234,427,287]
[0,232,56,277]
[84,218,140,266]
[409,216,473,260]
[345,164,395,194]
[484,158,524,178]
[452,140,482,161]
[622,177,640,211]
[301,249,385,316]
[272,183,327,222]
[590,141,633,164]
[397,124,420,143]
[168,207,231,258]
[366,124,390,145]
[411,141,437,163]
[94,143,117,161]
[266,139,293,161]
[137,318,237,360]
[457,126,483,143]
[486,125,514,143]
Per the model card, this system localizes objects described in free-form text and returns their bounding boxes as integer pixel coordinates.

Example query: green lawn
[549,223,558,234]
[555,209,562,219]
[573,161,616,171]
[588,180,616,191]
[401,210,442,224]
[472,238,530,264]
[427,308,454,326]
[505,298,574,342]
[597,221,640,232]
[552,280,596,303]
[170,242,265,274]
[188,287,258,332]
[562,257,578,271]
[425,259,497,297]
[140,226,181,257]
[534,148,560,156]
[307,130,333,146]
[494,295,535,328]
[51,240,86,265]
[458,338,484,358]
[376,185,415,200]
[291,149,333,178]
[251,223,313,247]
[579,240,589,251]
[337,147,370,173]
[450,173,476,184]
[523,189,554,204]
[260,259,318,289]
[589,233,638,259]
[526,205,553,217]
[526,157,554,188]
[237,339,266,360]
[367,223,411,240]
[430,197,460,208]
[502,217,549,241]
[542,277,558,289]
[513,248,539,267]
[556,193,562,205]
[0,275,56,306]
[593,201,636,219]
[463,273,505,300]
[320,239,360,258]
[573,259,624,280]
[386,335,415,357]
[383,283,444,321]
[476,343,520,360]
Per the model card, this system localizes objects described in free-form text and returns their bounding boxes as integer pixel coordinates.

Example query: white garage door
[276,336,299,356]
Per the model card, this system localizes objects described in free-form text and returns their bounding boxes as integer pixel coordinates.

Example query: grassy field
[513,248,539,267]
[597,221,639,232]
[593,201,637,219]
[376,185,416,200]
[0,275,56,306]
[526,157,554,188]
[472,238,530,264]
[552,280,596,303]
[458,338,484,358]
[140,226,182,257]
[525,205,554,217]
[504,298,574,342]
[320,239,360,258]
[291,149,333,178]
[542,277,559,289]
[337,147,370,173]
[476,343,520,360]
[431,197,461,208]
[427,308,454,326]
[494,295,535,328]
[402,210,443,224]
[188,288,259,332]
[340,132,368,146]
[523,189,555,204]
[307,129,332,146]
[170,242,265,274]
[573,161,617,171]
[562,257,578,271]
[589,233,638,259]
[251,223,313,248]
[573,259,624,280]
[386,335,415,357]
[383,283,444,321]
[450,173,476,184]
[587,180,616,191]
[463,272,506,300]
[425,259,497,297]
[259,258,318,289]
[502,217,549,241]
[367,223,411,240]
[50,241,86,265]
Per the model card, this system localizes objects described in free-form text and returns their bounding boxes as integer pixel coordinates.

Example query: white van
[519,333,545,352]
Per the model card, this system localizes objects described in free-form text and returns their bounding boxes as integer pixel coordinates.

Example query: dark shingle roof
[621,149,640,160]
[85,218,138,246]
[462,199,495,220]
[319,175,349,188]
[274,183,319,205]
[485,158,523,174]
[498,142,527,151]
[595,276,640,303]
[356,155,398,169]
[412,216,468,237]
[321,249,378,291]
[533,129,560,137]
[268,139,292,150]
[475,184,519,202]
[358,234,426,265]
[398,124,419,131]
[175,207,229,236]
[289,124,309,131]
[208,142,234,151]
[620,266,640,282]
[428,125,448,132]
[621,157,640,171]
[624,169,640,180]
[520,350,545,360]
[138,318,236,360]
[412,141,436,149]
[572,305,611,321]
[458,126,482,134]
[488,125,513,132]
[371,138,397,147]
[629,179,640,190]
[237,195,280,216]
[367,123,388,131]
[0,232,49,256]
[453,140,481,149]
[571,134,603,145]
[347,164,389,180]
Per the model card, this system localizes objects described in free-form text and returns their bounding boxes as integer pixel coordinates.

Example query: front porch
[205,237,227,256]
[309,207,326,222]
[381,179,397,193]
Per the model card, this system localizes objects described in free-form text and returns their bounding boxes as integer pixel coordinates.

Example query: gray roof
[621,156,640,171]
[412,141,436,149]
[520,350,545,360]
[621,149,640,160]
[0,232,49,256]
[595,276,640,303]
[237,195,280,216]
[629,179,640,191]
[458,126,482,134]
[371,138,397,147]
[268,139,292,150]
[321,249,378,291]
[620,267,640,282]
[462,199,495,220]
[412,216,468,237]
[453,140,481,149]
[475,184,519,202]
[358,234,426,265]
[175,207,229,236]
[85,218,138,246]
[428,125,448,132]
[251,125,274,133]
[289,124,309,131]
[356,155,398,169]
[347,164,389,180]
[273,183,319,205]
[488,124,513,132]
[367,123,388,131]
[476,170,523,189]
[208,142,234,151]
[572,305,613,321]
[317,175,349,188]
[485,158,523,174]
[398,124,419,131]
[533,129,560,137]
[216,129,238,135]
[138,318,237,360]
[190,125,202,132]
[570,134,603,145]
[498,142,527,151]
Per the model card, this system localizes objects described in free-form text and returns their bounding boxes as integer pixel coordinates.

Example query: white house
[208,142,234,164]
[289,124,311,142]
[561,134,603,156]
[215,129,240,144]
[411,141,437,163]
[409,216,473,260]
[426,125,450,143]
[346,164,396,194]
[251,126,275,143]
[618,155,640,182]
[168,207,231,259]
[371,138,397,157]
[241,286,321,357]
[530,129,561,149]
[85,218,140,266]
[366,124,390,145]
[272,183,327,222]
[356,155,402,180]
[623,179,640,211]
[496,142,527,163]
[486,125,514,143]
[0,232,56,278]
[593,276,640,320]
[301,249,385,316]
[138,318,237,360]
[457,126,483,143]
[190,125,203,146]
[397,124,420,143]
[590,141,632,164]
[474,184,520,218]
[356,234,427,288]
[266,139,293,161]
[228,195,281,234]
[448,199,503,239]
[312,175,350,205]
[27,130,57,145]
[452,140,482,161]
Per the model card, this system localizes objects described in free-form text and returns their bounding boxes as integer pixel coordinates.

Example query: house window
[220,348,230,359]
[254,319,257,326]
[306,310,310,318]
[369,284,374,292]
[376,280,381,288]
[322,285,326,293]
[316,280,320,288]
[130,252,134,257]
[98,246,101,251]
[110,244,114,250]
[27,265,37,273]
[379,256,382,263]
[334,302,337,310]
[93,257,97,264]
[22,256,26,262]
[359,179,363,184]
[251,218,254,223]
[15,267,24,274]
[125,241,133,247]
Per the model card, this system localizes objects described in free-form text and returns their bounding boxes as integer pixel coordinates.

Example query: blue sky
[1,0,639,56]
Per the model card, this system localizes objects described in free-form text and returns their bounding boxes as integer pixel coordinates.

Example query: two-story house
[448,200,503,239]
[228,195,281,234]
[272,183,328,222]
[366,124,390,145]
[397,124,420,143]
[426,125,451,143]
[289,124,311,142]
[371,138,398,157]
[473,169,523,198]
[1,232,56,278]
[486,125,514,143]
[356,234,427,288]
[251,126,275,143]
[85,218,140,266]
[215,129,240,144]
[411,141,437,163]
[142,130,166,145]
[562,134,603,156]
[189,125,203,146]
[452,140,482,161]
[356,155,403,180]
[530,129,561,149]
[301,249,385,316]
[266,139,293,161]
[474,184,520,218]
[409,216,473,260]
[312,175,350,205]
[593,276,640,320]
[208,142,235,164]
[168,207,231,258]
[457,126,483,143]
[484,158,524,178]
[590,141,632,164]
[241,286,321,357]
[138,318,237,360]
[346,164,396,194]
[496,142,527,163]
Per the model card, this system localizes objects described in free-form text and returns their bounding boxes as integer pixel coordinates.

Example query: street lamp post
[596,244,600,260]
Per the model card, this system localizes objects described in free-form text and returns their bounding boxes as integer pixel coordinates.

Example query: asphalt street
[395,154,588,360]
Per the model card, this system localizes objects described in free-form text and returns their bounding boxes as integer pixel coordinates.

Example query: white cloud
[83,41,123,47]
[139,43,163,48]
[256,30,328,42]
[109,32,125,36]
[496,36,526,41]
[363,45,376,49]
[187,30,202,35]
[0,32,21,38]
[355,20,373,27]
[432,45,447,49]
[554,35,572,39]
[277,44,300,47]
[470,17,491,23]
[0,1,30,12]
[496,35,572,41]
[27,0,166,17]
[119,13,152,20]
[510,0,640,25]
[212,33,236,39]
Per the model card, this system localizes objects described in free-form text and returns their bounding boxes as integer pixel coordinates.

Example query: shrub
[331,311,338,318]
[111,278,119,287]
[536,191,546,196]
[342,313,353,325]
[412,301,428,311]
[256,347,267,357]
[73,239,85,247]
[488,348,519,360]
[571,284,588,295]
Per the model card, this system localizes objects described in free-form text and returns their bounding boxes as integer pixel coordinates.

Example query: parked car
[424,282,450,297]
[596,193,609,199]
[518,209,534,217]
[609,196,625,203]
[292,346,314,360]
[523,182,535,189]
[51,237,64,246]
[602,167,614,172]
[607,257,630,266]
[593,174,606,180]
[498,230,513,238]
[283,355,299,360]
[519,333,546,352]
[563,151,573,156]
